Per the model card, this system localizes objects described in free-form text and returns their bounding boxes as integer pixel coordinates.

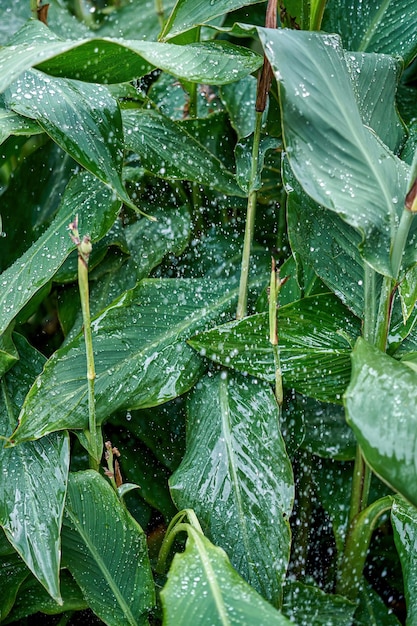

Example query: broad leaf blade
[12,278,244,442]
[161,528,292,625]
[5,70,130,206]
[259,28,409,277]
[123,109,244,197]
[62,471,154,626]
[170,371,294,604]
[189,294,361,403]
[391,496,417,625]
[345,338,417,507]
[0,334,69,603]
[323,0,417,66]
[0,171,121,337]
[283,581,355,625]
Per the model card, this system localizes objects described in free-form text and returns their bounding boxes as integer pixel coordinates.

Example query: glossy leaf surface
[170,372,294,603]
[0,552,30,622]
[283,581,355,625]
[345,338,417,506]
[12,279,243,442]
[62,471,154,626]
[161,527,292,625]
[0,334,69,603]
[123,109,244,197]
[259,28,410,277]
[189,293,360,403]
[391,497,417,625]
[0,171,121,337]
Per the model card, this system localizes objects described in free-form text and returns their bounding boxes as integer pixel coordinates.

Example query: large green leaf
[62,471,154,626]
[161,527,293,625]
[323,0,417,66]
[345,337,417,507]
[0,19,262,93]
[170,371,294,604]
[12,278,246,442]
[123,109,244,197]
[188,293,361,403]
[391,496,417,625]
[259,28,410,277]
[4,70,134,208]
[0,102,42,145]
[0,552,30,622]
[0,334,69,603]
[161,0,265,39]
[0,171,121,338]
[282,581,355,625]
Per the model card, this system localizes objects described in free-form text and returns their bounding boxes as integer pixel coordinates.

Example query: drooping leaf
[170,371,294,604]
[322,0,417,66]
[0,19,262,93]
[0,170,121,338]
[0,334,69,603]
[188,293,361,403]
[259,28,410,277]
[4,69,134,209]
[0,103,42,145]
[391,496,417,625]
[122,109,244,197]
[282,580,356,626]
[161,527,293,625]
[345,337,417,507]
[12,278,247,442]
[161,0,266,39]
[62,471,154,626]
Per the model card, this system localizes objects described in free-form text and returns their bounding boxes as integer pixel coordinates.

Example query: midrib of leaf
[282,34,397,227]
[357,0,392,52]
[65,506,139,626]
[190,528,231,626]
[219,376,254,580]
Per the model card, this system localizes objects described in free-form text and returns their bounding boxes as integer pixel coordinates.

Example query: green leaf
[170,372,294,604]
[322,0,417,66]
[0,170,121,337]
[0,552,30,622]
[12,278,245,442]
[188,293,361,403]
[161,527,293,625]
[123,109,244,197]
[0,103,42,145]
[4,70,133,209]
[282,580,356,625]
[259,28,409,277]
[354,580,402,626]
[0,334,69,603]
[0,326,19,378]
[391,496,417,625]
[62,471,154,626]
[345,337,417,507]
[220,75,259,140]
[0,20,262,92]
[161,0,266,39]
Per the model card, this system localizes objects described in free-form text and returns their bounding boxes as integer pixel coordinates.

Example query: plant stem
[336,496,393,600]
[309,0,328,30]
[155,0,164,28]
[348,446,371,525]
[69,216,102,470]
[30,0,38,18]
[236,111,263,320]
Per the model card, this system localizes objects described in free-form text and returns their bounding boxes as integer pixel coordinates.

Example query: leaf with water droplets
[170,371,294,604]
[391,496,417,624]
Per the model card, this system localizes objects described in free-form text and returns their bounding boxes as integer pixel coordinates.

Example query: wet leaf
[0,552,30,622]
[354,579,402,625]
[170,371,294,604]
[12,278,244,442]
[0,326,19,378]
[0,104,42,145]
[0,170,121,338]
[345,337,417,507]
[282,580,355,625]
[161,0,265,39]
[62,470,154,626]
[221,75,259,139]
[4,70,132,208]
[123,109,244,197]
[189,293,361,403]
[391,496,417,625]
[322,0,417,66]
[0,334,69,603]
[259,28,410,277]
[161,527,293,625]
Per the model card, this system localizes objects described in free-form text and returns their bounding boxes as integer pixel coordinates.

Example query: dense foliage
[1,0,417,624]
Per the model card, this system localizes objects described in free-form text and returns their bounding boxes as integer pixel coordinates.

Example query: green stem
[309,0,328,30]
[30,0,38,18]
[155,0,164,28]
[236,111,263,320]
[336,496,393,600]
[348,446,371,525]
[156,509,203,573]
